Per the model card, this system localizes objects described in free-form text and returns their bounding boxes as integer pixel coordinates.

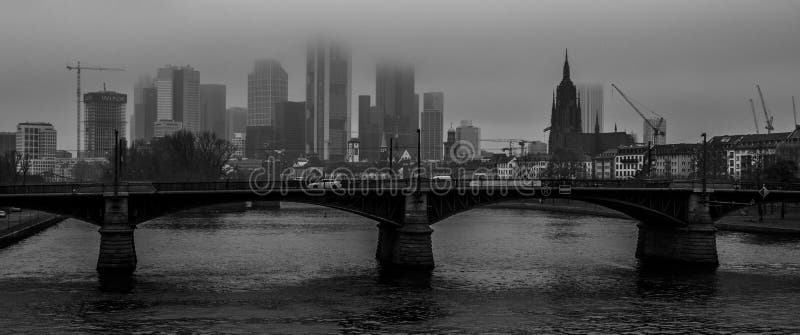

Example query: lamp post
[701,132,707,194]
[417,128,422,188]
[113,129,119,197]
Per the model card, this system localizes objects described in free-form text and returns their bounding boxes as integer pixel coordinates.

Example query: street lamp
[701,132,707,193]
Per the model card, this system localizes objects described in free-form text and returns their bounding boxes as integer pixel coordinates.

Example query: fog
[0,0,798,151]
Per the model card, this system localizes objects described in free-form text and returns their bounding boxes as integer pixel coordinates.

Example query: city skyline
[0,1,798,153]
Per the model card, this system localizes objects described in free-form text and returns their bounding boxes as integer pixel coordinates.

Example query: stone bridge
[1,180,797,277]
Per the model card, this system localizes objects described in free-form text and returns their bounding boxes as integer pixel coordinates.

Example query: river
[1,204,800,334]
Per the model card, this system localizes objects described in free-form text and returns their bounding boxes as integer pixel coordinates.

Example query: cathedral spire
[563,49,570,80]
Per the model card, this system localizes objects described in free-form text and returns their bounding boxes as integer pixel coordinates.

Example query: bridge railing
[3,179,800,195]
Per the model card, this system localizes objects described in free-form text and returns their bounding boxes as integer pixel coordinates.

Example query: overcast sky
[0,0,798,152]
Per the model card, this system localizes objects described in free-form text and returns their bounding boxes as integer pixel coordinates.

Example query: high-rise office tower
[200,84,226,138]
[421,92,444,161]
[306,39,351,161]
[133,75,157,141]
[577,83,603,133]
[455,120,480,160]
[274,101,306,161]
[155,65,200,134]
[246,59,287,159]
[376,61,416,157]
[83,91,127,158]
[643,118,667,145]
[358,95,382,162]
[226,107,247,141]
[248,59,288,128]
[16,122,57,175]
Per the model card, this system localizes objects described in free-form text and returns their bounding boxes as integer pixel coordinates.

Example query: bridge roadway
[1,180,799,278]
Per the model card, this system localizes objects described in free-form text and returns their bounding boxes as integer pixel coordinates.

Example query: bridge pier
[376,193,434,268]
[97,195,137,276]
[635,193,718,266]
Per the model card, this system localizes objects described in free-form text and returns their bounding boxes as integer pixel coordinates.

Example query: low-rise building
[651,143,698,179]
[709,132,791,180]
[615,145,646,179]
[592,148,617,179]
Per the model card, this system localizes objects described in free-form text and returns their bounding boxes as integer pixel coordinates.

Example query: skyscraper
[577,83,603,133]
[246,59,287,159]
[133,75,157,141]
[155,65,200,134]
[358,95,382,162]
[306,39,351,161]
[83,91,127,158]
[456,120,480,160]
[200,84,226,138]
[248,59,288,127]
[643,118,667,145]
[376,61,416,157]
[421,92,444,161]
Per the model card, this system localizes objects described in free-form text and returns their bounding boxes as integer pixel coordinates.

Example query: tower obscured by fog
[376,61,416,158]
[226,107,247,141]
[643,118,667,145]
[83,91,126,158]
[306,39,351,161]
[421,92,444,161]
[358,95,382,162]
[577,83,603,133]
[200,84,226,138]
[133,75,156,141]
[155,65,200,135]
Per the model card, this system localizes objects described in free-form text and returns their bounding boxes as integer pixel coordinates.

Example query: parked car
[307,179,342,189]
[9,207,21,212]
[0,210,6,218]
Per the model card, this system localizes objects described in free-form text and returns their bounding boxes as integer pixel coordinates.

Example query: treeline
[124,130,234,182]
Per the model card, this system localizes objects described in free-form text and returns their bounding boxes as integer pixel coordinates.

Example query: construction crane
[66,61,124,158]
[755,84,774,134]
[610,83,665,145]
[610,83,665,178]
[749,99,759,134]
[481,139,529,156]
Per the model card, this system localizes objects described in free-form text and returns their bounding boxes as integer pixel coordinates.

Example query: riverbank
[715,203,800,235]
[0,211,66,248]
[486,199,632,220]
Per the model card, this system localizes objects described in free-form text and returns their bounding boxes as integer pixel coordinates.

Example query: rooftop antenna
[103,82,106,91]
[793,96,798,128]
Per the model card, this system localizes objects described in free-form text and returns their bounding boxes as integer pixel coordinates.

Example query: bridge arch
[425,190,689,227]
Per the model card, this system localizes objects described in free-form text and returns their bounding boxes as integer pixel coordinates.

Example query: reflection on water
[1,204,800,333]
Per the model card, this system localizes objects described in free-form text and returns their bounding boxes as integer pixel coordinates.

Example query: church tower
[548,49,582,155]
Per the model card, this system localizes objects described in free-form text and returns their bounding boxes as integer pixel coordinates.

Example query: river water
[1,204,800,334]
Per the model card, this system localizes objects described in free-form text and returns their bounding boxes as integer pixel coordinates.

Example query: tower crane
[66,61,124,158]
[610,83,664,146]
[481,139,529,156]
[755,84,774,134]
[749,99,759,134]
[610,83,664,178]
